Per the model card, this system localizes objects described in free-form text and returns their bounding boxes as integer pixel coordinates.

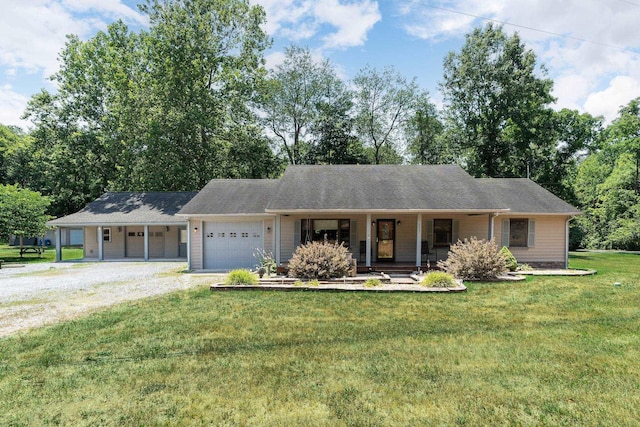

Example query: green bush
[364,278,382,287]
[225,269,258,286]
[288,241,352,279]
[499,246,518,271]
[438,237,507,280]
[420,271,456,287]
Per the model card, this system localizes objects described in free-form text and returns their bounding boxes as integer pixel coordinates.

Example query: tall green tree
[441,23,555,178]
[0,124,31,185]
[262,45,346,165]
[406,97,446,164]
[574,98,640,250]
[353,65,421,164]
[136,0,273,189]
[304,97,369,165]
[0,185,51,244]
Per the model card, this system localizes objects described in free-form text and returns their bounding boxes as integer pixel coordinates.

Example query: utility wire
[407,1,637,53]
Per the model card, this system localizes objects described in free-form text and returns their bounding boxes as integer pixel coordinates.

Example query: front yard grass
[0,252,638,425]
[0,243,83,264]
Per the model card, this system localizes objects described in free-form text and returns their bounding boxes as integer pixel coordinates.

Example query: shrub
[225,269,258,286]
[288,241,352,279]
[438,237,507,280]
[420,271,456,287]
[364,278,382,288]
[499,246,518,271]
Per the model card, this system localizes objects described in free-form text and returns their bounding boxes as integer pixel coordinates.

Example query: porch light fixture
[166,226,170,232]
[397,220,401,226]
[267,226,272,233]
[194,227,198,232]
[371,221,376,226]
[117,226,122,232]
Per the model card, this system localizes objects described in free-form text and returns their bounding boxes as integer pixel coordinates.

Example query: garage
[203,221,263,270]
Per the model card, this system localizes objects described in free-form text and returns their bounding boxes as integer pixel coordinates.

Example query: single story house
[177,165,580,271]
[47,192,196,261]
[48,165,580,270]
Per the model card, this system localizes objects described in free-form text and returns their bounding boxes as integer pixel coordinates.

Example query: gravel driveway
[0,262,220,337]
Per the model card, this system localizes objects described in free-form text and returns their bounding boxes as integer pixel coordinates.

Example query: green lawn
[0,243,83,263]
[1,252,638,426]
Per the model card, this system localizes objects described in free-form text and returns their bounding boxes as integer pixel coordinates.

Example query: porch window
[433,219,452,246]
[301,219,350,247]
[103,227,111,242]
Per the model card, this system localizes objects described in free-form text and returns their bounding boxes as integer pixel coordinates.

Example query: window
[103,227,111,242]
[502,219,535,248]
[301,219,350,247]
[433,219,452,246]
[509,219,528,247]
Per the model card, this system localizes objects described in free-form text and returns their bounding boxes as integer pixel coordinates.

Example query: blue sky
[1,0,639,129]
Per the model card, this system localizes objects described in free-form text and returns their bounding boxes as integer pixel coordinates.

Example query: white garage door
[203,221,263,270]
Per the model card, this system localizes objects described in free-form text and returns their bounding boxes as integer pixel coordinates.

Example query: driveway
[0,262,221,337]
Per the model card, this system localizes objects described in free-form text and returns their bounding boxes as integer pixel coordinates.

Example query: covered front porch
[271,211,501,270]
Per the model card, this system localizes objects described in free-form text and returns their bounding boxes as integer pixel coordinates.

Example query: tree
[604,97,640,194]
[406,96,446,164]
[0,124,31,185]
[262,45,345,165]
[22,0,275,216]
[353,65,421,164]
[441,23,555,178]
[0,185,51,245]
[304,99,369,165]
[573,98,640,250]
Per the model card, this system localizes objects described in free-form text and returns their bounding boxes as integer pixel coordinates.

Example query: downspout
[565,216,575,269]
[489,212,499,241]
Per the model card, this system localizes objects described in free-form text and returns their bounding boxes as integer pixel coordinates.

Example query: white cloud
[313,0,380,49]
[397,0,640,121]
[253,0,380,49]
[0,85,30,129]
[584,76,640,123]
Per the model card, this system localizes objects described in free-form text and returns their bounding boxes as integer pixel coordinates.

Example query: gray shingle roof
[476,178,581,214]
[266,165,505,211]
[177,179,278,215]
[47,192,197,226]
[50,167,580,223]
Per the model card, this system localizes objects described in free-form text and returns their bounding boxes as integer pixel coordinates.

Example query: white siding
[190,220,203,270]
[84,226,98,259]
[495,216,567,263]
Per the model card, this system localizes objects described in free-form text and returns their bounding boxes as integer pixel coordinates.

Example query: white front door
[203,221,263,270]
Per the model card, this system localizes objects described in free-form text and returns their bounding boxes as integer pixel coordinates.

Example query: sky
[1,0,639,130]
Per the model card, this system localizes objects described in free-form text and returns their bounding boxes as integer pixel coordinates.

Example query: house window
[509,219,528,247]
[301,219,350,247]
[103,227,111,242]
[433,219,452,246]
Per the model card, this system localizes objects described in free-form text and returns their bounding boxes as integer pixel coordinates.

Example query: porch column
[144,225,149,261]
[186,219,192,270]
[366,214,372,267]
[488,214,495,241]
[97,226,104,261]
[55,227,62,262]
[275,214,281,265]
[415,213,423,267]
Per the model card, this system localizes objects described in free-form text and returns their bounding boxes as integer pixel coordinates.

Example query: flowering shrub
[288,241,352,279]
[438,238,507,280]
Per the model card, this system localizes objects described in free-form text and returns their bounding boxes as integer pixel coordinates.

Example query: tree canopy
[0,185,51,242]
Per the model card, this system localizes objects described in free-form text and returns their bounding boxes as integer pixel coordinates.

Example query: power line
[407,1,637,53]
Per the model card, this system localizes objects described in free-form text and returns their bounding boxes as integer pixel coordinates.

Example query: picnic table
[19,247,45,258]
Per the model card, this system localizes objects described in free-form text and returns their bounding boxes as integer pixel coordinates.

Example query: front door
[377,219,395,261]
